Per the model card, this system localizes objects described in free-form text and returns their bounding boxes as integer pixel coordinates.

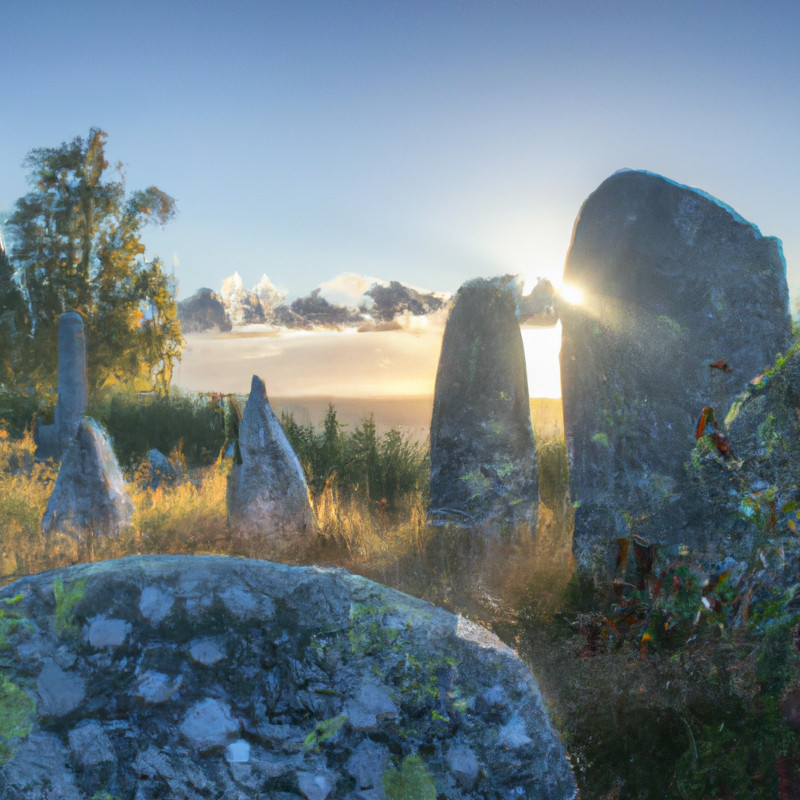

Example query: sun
[555,281,584,307]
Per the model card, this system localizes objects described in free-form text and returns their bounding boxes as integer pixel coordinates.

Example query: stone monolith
[559,170,791,562]
[35,311,89,461]
[41,418,133,540]
[227,374,314,555]
[429,276,538,529]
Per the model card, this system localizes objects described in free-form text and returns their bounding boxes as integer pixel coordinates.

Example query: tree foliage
[4,128,183,392]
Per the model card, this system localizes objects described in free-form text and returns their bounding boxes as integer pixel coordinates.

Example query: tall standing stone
[35,312,89,461]
[429,276,538,528]
[559,170,791,559]
[42,418,133,541]
[227,375,314,557]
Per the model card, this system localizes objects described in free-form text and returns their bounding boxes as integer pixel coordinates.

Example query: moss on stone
[53,576,86,636]
[0,675,35,764]
[383,754,436,800]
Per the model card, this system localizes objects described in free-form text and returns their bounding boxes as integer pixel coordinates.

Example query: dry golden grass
[0,427,575,631]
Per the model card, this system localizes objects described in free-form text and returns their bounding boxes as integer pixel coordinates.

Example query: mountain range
[178,272,452,333]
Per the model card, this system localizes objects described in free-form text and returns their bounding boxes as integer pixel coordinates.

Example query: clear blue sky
[2,0,798,304]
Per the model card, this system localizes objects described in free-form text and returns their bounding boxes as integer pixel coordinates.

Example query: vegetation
[2,128,182,394]
[1,380,799,796]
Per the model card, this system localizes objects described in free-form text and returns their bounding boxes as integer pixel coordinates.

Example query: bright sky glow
[1,1,798,310]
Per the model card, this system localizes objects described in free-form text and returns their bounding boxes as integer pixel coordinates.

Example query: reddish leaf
[710,359,732,373]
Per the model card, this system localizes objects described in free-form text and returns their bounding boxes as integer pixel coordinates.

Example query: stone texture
[227,374,315,556]
[429,276,538,528]
[559,170,791,561]
[0,555,577,799]
[146,448,178,489]
[35,311,89,461]
[41,417,133,540]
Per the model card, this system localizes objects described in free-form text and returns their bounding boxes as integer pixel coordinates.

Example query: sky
[1,0,798,305]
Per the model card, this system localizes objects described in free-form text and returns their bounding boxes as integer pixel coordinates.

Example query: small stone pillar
[35,312,88,461]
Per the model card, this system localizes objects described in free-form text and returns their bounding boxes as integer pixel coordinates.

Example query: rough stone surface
[41,417,133,540]
[0,555,577,799]
[560,170,791,560]
[429,276,538,529]
[34,311,89,461]
[227,374,315,556]
[146,448,179,489]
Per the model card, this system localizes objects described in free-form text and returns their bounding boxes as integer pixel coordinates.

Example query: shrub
[89,390,226,468]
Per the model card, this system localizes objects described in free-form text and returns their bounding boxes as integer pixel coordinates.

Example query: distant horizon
[1,2,797,307]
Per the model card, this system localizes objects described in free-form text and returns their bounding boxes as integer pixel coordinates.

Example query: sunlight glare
[556,282,584,307]
[520,322,562,399]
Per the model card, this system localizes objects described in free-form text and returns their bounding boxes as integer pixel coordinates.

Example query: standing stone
[35,312,89,461]
[429,276,538,528]
[227,374,314,556]
[41,418,133,540]
[559,170,791,560]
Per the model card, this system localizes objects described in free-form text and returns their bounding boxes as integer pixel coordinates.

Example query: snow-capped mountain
[178,272,452,333]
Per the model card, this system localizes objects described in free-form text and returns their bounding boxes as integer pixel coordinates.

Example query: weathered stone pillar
[429,276,538,529]
[35,311,89,461]
[55,311,88,454]
[559,169,791,563]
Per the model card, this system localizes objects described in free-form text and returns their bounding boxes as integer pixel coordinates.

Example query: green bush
[89,390,226,467]
[281,405,429,509]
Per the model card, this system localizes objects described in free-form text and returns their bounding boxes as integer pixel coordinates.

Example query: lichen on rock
[0,555,577,799]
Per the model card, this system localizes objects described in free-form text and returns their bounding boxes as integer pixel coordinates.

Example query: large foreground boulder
[0,555,577,799]
[429,276,538,529]
[41,418,133,540]
[559,170,791,560]
[227,375,314,556]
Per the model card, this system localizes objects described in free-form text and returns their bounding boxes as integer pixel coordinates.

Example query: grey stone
[68,720,115,769]
[227,374,315,557]
[345,740,390,796]
[41,417,133,540]
[37,662,85,717]
[0,555,577,800]
[226,739,251,763]
[0,732,83,799]
[180,697,239,750]
[87,616,131,647]
[560,170,791,559]
[136,670,183,703]
[297,770,335,800]
[138,585,174,624]
[345,683,398,730]
[35,311,88,462]
[146,448,178,489]
[429,276,538,528]
[446,741,480,790]
[189,636,225,665]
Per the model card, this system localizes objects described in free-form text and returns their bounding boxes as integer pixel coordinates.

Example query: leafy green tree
[0,240,28,386]
[7,128,183,391]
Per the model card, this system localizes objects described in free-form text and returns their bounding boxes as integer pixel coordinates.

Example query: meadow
[1,391,798,798]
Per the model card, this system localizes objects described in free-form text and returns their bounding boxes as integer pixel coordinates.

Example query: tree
[7,128,183,391]
[0,240,29,385]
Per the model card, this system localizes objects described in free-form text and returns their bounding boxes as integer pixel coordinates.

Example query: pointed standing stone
[41,418,133,540]
[429,276,538,528]
[227,375,314,556]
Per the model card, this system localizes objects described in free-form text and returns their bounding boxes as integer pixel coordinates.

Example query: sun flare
[556,282,584,307]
